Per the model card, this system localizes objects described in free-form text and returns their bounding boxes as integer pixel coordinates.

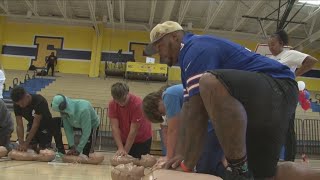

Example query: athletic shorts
[128,138,152,159]
[27,124,52,149]
[206,69,298,178]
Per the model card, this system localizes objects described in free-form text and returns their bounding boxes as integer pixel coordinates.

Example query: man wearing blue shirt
[144,21,300,180]
[143,84,226,177]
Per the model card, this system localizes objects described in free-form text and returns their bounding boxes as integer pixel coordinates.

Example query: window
[298,0,320,5]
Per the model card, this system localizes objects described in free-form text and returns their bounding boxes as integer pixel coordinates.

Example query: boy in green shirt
[51,94,100,156]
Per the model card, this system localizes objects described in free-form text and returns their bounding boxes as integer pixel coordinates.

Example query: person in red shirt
[108,82,152,158]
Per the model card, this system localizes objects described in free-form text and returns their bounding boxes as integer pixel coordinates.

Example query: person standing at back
[268,30,318,77]
[268,29,318,162]
[0,64,5,99]
[46,52,58,76]
[108,82,152,159]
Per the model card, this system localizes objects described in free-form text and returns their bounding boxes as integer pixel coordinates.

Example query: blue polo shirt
[163,84,214,132]
[179,33,295,101]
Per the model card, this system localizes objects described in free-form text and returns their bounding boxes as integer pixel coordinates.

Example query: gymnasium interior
[1,0,320,179]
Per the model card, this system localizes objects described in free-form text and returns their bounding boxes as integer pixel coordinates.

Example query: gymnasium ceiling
[1,0,320,52]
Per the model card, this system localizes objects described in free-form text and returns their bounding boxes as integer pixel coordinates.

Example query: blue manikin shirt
[179,33,295,101]
[163,84,214,132]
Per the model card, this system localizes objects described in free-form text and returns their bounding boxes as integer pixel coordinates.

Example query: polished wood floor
[1,152,320,180]
[0,152,114,180]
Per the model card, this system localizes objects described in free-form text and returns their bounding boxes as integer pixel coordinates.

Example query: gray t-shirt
[0,99,13,136]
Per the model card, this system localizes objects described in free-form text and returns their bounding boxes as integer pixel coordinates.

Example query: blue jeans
[160,125,225,177]
[196,129,225,178]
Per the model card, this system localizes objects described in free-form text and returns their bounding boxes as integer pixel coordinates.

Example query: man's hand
[164,154,184,169]
[67,146,80,156]
[116,148,127,156]
[17,141,29,152]
[124,123,140,154]
[110,118,127,157]
[152,156,168,170]
[174,166,184,172]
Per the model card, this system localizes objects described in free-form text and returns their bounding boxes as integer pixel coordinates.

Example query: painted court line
[1,162,39,169]
[0,159,11,162]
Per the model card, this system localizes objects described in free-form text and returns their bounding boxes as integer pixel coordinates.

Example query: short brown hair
[142,91,164,123]
[143,84,177,123]
[111,82,129,101]
[158,84,171,93]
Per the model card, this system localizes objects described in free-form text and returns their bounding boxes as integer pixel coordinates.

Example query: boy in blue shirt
[143,84,226,177]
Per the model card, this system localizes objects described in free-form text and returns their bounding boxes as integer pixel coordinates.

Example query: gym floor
[1,152,320,180]
[0,152,114,180]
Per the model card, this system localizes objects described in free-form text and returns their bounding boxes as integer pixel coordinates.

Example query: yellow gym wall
[103,29,149,52]
[99,29,161,75]
[0,19,319,91]
[308,52,320,69]
[296,51,320,91]
[0,17,6,66]
[0,20,94,74]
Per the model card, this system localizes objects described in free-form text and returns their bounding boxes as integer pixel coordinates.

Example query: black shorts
[27,126,52,149]
[73,127,99,156]
[207,69,298,178]
[128,138,152,159]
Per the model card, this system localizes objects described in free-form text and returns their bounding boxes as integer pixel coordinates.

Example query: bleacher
[3,70,320,156]
[296,102,320,118]
[2,70,55,110]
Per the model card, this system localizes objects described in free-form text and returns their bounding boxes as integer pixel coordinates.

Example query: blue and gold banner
[2,36,91,68]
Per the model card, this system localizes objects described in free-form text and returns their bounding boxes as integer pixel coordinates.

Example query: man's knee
[199,73,219,90]
[199,73,227,96]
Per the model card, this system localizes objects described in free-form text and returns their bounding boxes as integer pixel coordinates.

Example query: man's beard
[161,42,177,67]
[160,57,173,67]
